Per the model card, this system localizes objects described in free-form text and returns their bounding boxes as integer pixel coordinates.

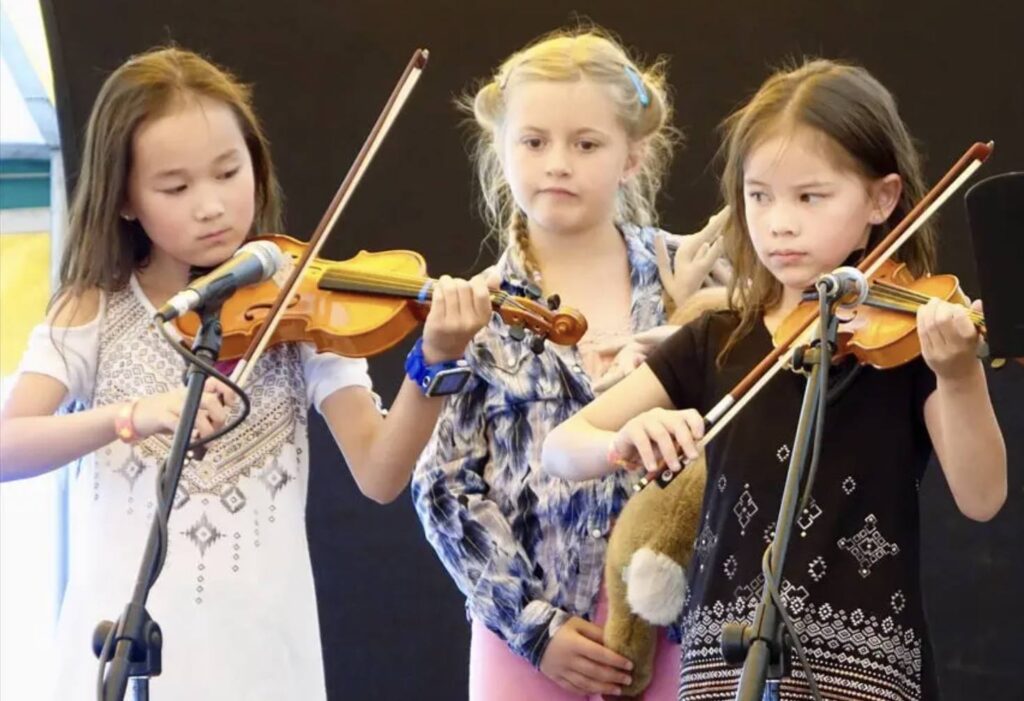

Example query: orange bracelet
[606,439,622,466]
[114,401,140,444]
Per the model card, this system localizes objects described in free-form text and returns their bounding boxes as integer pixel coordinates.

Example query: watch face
[426,368,472,396]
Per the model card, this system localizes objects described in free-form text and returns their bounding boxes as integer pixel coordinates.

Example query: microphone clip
[802,266,869,309]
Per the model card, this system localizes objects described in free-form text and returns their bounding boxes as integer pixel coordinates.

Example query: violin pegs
[530,336,546,355]
[546,294,561,310]
[509,324,526,342]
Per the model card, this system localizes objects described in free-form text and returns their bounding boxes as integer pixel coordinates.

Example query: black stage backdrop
[41,1,1023,698]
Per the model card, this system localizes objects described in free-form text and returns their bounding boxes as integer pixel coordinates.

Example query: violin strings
[316,267,581,337]
[870,283,986,324]
[867,289,986,324]
[318,269,542,316]
[866,281,985,325]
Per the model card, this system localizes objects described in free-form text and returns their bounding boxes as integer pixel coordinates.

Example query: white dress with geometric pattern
[19,277,373,701]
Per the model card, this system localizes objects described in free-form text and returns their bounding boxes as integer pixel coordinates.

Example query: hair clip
[498,59,523,91]
[623,65,650,108]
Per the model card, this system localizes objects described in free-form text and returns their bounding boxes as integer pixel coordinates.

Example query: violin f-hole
[244,292,302,322]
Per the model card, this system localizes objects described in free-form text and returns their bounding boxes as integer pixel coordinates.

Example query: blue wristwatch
[405,338,472,397]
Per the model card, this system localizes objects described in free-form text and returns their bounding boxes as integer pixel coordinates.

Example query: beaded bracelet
[114,400,140,444]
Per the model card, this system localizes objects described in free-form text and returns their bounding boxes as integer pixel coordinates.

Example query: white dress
[20,277,373,700]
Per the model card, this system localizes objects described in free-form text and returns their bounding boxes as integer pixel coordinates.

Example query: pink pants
[468,586,680,700]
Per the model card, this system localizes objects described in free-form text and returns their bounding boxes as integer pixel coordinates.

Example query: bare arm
[0,374,117,480]
[542,364,675,481]
[919,298,1007,521]
[318,379,448,504]
[1,374,233,483]
[924,366,1006,521]
[320,273,493,504]
[1,290,231,481]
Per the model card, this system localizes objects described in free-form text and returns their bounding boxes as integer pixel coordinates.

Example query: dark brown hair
[717,58,936,361]
[54,46,282,311]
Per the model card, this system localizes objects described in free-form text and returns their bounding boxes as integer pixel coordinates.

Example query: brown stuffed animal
[601,287,728,698]
[603,457,706,698]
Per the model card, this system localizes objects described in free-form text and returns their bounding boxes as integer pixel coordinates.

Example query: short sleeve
[644,312,713,410]
[16,310,103,406]
[298,343,375,412]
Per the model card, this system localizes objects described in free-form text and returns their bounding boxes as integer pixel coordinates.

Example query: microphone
[155,240,285,321]
[816,266,869,308]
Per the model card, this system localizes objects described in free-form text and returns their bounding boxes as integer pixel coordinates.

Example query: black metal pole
[95,304,223,701]
[722,284,841,701]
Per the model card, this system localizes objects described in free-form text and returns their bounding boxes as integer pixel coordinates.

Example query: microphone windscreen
[965,171,1024,357]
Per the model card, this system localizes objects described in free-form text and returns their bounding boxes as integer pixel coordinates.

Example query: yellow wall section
[1,232,50,375]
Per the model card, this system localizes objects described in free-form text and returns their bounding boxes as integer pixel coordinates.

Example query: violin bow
[638,141,994,490]
[231,50,430,388]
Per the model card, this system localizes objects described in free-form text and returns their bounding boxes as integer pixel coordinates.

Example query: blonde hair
[460,26,679,279]
[717,58,936,362]
[55,46,283,308]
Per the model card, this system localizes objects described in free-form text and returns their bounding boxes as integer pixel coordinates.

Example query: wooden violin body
[175,234,589,359]
[774,258,973,369]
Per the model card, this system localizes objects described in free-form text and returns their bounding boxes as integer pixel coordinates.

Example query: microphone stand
[720,280,843,701]
[94,302,224,701]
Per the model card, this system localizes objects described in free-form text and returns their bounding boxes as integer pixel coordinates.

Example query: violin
[174,233,588,359]
[773,257,982,370]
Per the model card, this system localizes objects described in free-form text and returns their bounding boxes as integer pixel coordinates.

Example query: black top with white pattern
[647,311,939,701]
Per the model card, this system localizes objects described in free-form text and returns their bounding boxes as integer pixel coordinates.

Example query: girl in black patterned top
[543,59,1007,700]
